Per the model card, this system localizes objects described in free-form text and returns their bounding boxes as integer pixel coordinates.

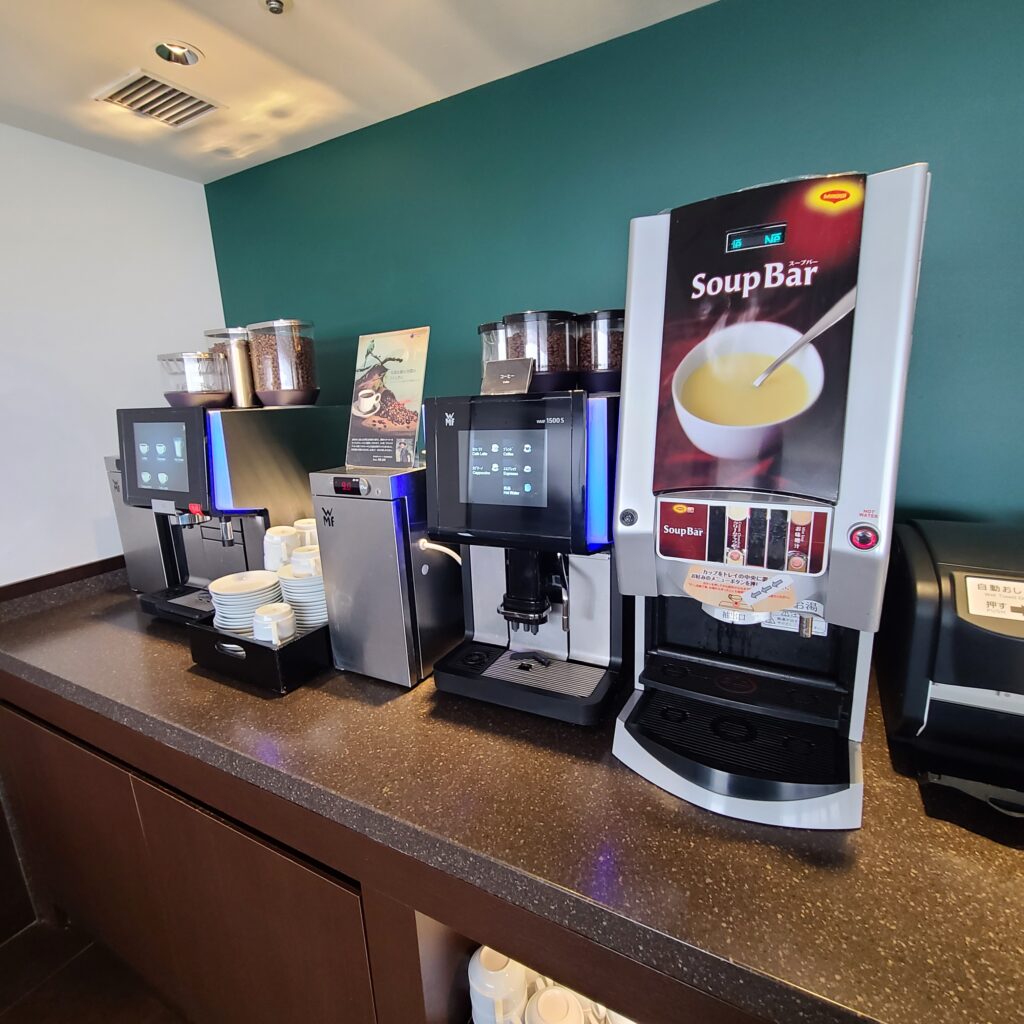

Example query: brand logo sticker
[819,188,851,205]
[321,507,335,528]
[444,411,455,427]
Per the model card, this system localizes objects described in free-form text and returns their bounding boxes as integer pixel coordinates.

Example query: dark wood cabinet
[132,779,374,1024]
[0,708,170,988]
[0,708,375,1024]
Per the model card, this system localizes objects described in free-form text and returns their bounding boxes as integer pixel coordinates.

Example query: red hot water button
[849,524,879,550]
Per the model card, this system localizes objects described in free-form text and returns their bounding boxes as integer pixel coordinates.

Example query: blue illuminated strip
[206,412,256,515]
[585,398,610,549]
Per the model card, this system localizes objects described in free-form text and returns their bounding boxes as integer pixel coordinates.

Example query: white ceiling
[0,0,714,184]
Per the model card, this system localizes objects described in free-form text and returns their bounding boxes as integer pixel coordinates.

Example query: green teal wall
[206,0,1023,521]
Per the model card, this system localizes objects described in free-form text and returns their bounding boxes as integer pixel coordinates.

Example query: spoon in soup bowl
[752,287,857,388]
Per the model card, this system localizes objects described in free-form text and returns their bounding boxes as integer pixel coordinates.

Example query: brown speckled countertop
[0,571,1021,1024]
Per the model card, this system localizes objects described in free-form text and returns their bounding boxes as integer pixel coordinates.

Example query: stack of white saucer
[209,571,282,636]
[277,545,327,631]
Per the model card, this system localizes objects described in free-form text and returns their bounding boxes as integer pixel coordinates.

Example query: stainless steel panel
[567,552,614,668]
[467,546,511,648]
[209,406,348,524]
[104,456,168,594]
[318,494,419,687]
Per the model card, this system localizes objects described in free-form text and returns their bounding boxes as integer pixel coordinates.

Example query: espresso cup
[525,987,584,1024]
[290,545,322,578]
[252,603,295,646]
[293,518,318,547]
[356,388,380,414]
[469,947,528,1024]
[263,525,300,570]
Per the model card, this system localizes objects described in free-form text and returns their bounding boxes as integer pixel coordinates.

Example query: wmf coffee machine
[310,467,464,689]
[423,391,625,725]
[115,406,346,622]
[612,164,931,828]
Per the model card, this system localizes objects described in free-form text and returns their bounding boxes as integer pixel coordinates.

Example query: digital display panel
[133,421,189,492]
[725,222,787,253]
[459,428,548,507]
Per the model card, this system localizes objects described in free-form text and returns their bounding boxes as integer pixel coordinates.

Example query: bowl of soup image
[671,320,824,460]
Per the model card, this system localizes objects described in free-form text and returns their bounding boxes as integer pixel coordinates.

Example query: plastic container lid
[158,350,223,361]
[502,310,576,324]
[477,321,505,334]
[577,309,625,322]
[204,327,249,340]
[246,319,313,330]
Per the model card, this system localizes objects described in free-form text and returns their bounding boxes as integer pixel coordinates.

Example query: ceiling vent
[97,70,218,128]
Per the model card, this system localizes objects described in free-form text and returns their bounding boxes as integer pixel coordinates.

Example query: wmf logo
[444,411,455,427]
[321,507,335,528]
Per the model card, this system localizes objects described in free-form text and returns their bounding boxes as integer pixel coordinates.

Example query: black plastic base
[624,684,850,802]
[139,585,214,625]
[188,622,332,695]
[433,640,622,726]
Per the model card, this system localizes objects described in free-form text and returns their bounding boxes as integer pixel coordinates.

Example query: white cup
[263,525,300,570]
[469,947,528,1024]
[252,603,295,646]
[525,987,585,1024]
[290,544,322,578]
[356,388,381,415]
[293,518,318,547]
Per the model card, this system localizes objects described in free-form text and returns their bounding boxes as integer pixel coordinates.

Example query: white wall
[0,124,224,586]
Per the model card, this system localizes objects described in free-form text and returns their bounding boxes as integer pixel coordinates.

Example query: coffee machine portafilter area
[423,391,628,725]
[611,164,931,829]
[114,405,347,623]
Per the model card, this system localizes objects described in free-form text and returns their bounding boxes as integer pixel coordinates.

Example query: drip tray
[433,641,621,726]
[626,687,850,801]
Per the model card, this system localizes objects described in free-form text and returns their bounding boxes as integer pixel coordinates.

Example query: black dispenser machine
[423,384,625,725]
[877,520,1024,818]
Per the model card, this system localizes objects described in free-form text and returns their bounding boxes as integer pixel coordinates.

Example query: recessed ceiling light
[155,42,202,67]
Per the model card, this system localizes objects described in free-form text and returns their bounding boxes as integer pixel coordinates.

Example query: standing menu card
[345,326,430,470]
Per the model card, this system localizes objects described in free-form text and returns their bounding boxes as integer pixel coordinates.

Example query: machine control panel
[657,498,831,576]
[333,475,371,496]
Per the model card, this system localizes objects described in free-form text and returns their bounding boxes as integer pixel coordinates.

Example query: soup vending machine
[612,165,930,829]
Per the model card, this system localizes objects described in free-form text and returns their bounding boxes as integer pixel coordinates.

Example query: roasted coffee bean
[249,329,316,391]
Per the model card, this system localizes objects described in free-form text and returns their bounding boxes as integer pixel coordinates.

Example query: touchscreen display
[459,428,548,507]
[133,421,188,492]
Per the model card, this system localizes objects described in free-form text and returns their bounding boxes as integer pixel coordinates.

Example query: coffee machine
[612,164,931,828]
[423,391,625,725]
[115,406,346,622]
[310,467,464,688]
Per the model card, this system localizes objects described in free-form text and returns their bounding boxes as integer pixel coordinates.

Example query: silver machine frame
[311,468,464,689]
[612,164,931,829]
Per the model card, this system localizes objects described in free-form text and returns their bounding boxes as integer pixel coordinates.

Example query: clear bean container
[159,351,231,408]
[245,319,319,406]
[501,311,577,388]
[576,310,624,392]
[478,321,508,370]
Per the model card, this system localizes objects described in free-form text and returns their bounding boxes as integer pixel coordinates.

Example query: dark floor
[0,922,183,1023]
